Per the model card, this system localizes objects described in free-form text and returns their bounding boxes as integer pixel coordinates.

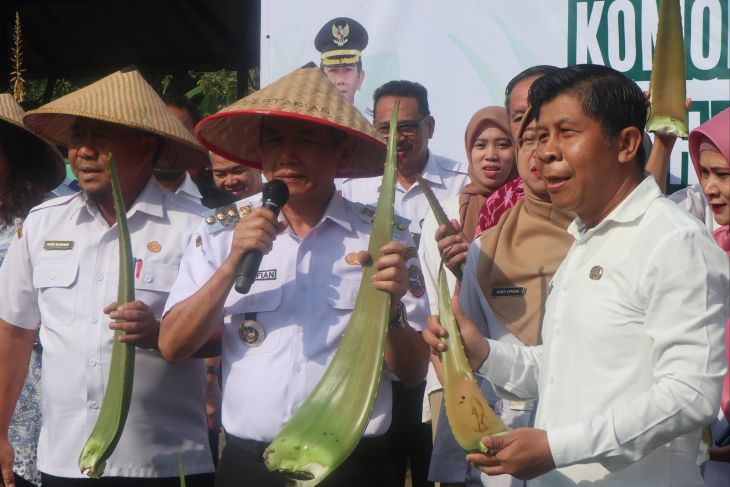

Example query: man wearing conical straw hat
[160,65,430,486]
[0,92,66,487]
[0,67,215,486]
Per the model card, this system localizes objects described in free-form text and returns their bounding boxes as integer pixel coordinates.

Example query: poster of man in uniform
[260,0,729,188]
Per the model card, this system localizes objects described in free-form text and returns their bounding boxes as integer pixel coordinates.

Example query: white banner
[261,0,729,186]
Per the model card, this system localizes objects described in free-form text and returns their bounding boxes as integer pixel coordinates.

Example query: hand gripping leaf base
[646,0,688,137]
[78,155,136,477]
[437,267,510,451]
[263,102,401,486]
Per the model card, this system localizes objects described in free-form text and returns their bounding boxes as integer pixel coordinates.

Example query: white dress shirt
[164,192,429,442]
[0,179,214,478]
[340,151,468,237]
[477,177,728,486]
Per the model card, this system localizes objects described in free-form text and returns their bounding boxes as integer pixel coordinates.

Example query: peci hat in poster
[23,67,209,169]
[0,93,65,190]
[195,65,386,178]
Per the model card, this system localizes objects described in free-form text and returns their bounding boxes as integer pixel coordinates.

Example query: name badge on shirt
[491,287,526,297]
[256,269,277,281]
[44,240,74,250]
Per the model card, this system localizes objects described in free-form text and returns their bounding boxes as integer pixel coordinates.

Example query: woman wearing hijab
[419,106,517,486]
[685,108,730,487]
[0,93,65,487]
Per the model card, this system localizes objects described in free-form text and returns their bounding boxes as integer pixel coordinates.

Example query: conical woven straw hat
[196,66,386,178]
[0,93,66,189]
[24,67,209,169]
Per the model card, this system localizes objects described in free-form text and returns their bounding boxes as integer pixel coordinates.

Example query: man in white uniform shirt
[0,68,214,487]
[341,79,468,487]
[159,66,429,487]
[425,64,728,486]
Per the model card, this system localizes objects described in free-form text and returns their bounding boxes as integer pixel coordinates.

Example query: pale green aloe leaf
[78,154,136,477]
[416,173,464,281]
[646,0,688,137]
[437,266,510,451]
[263,102,401,486]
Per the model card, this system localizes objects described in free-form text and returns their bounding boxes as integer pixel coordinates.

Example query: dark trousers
[386,381,434,487]
[41,473,215,487]
[12,474,38,487]
[216,433,397,487]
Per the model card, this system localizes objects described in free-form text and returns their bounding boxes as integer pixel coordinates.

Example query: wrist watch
[388,301,408,331]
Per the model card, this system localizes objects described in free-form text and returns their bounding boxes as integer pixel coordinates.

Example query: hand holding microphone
[234,179,289,294]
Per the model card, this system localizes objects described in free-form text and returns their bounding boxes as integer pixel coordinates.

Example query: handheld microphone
[234,179,289,294]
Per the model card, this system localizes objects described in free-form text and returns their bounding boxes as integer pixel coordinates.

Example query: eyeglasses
[375,114,429,137]
[517,130,538,153]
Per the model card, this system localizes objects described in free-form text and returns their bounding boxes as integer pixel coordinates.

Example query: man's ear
[140,135,161,166]
[425,115,435,139]
[336,137,357,170]
[357,69,365,91]
[616,126,643,165]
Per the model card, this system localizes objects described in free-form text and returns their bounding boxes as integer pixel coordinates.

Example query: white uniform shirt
[164,192,429,442]
[478,177,728,487]
[0,179,214,478]
[340,151,468,237]
[173,172,204,207]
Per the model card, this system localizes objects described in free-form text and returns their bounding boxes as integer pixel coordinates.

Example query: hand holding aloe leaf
[437,267,509,451]
[263,102,401,485]
[78,154,136,477]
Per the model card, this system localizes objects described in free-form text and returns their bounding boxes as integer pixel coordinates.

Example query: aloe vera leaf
[263,102,401,485]
[646,0,688,137]
[416,173,464,281]
[438,266,509,451]
[78,154,136,477]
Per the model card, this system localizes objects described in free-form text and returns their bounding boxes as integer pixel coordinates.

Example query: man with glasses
[341,80,468,487]
[341,80,468,245]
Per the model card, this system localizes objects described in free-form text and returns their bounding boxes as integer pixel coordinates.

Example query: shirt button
[295,365,303,373]
[88,400,99,409]
[554,328,561,337]
[95,273,104,281]
[246,296,256,305]
[143,274,153,283]
[91,316,98,324]
[561,284,568,292]
[88,359,97,367]
[49,272,55,280]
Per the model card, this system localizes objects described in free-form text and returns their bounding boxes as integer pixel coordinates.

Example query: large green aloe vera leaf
[416,172,464,281]
[646,0,688,137]
[437,267,509,451]
[78,154,136,477]
[263,102,401,485]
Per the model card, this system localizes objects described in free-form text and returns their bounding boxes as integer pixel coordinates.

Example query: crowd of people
[0,18,728,487]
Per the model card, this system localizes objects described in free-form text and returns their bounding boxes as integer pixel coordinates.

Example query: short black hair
[163,94,202,127]
[504,65,559,109]
[373,80,430,119]
[528,64,649,168]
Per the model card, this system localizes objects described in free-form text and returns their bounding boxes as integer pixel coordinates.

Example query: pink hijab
[689,108,730,422]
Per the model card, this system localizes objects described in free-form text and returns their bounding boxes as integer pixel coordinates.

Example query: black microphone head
[263,179,289,207]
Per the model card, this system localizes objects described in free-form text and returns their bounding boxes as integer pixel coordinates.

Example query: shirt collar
[322,190,353,232]
[417,151,446,187]
[78,177,166,224]
[568,176,662,240]
[175,173,202,200]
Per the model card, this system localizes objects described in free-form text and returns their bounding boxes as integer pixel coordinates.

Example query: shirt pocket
[325,279,360,311]
[33,258,79,326]
[134,263,179,312]
[231,282,283,355]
